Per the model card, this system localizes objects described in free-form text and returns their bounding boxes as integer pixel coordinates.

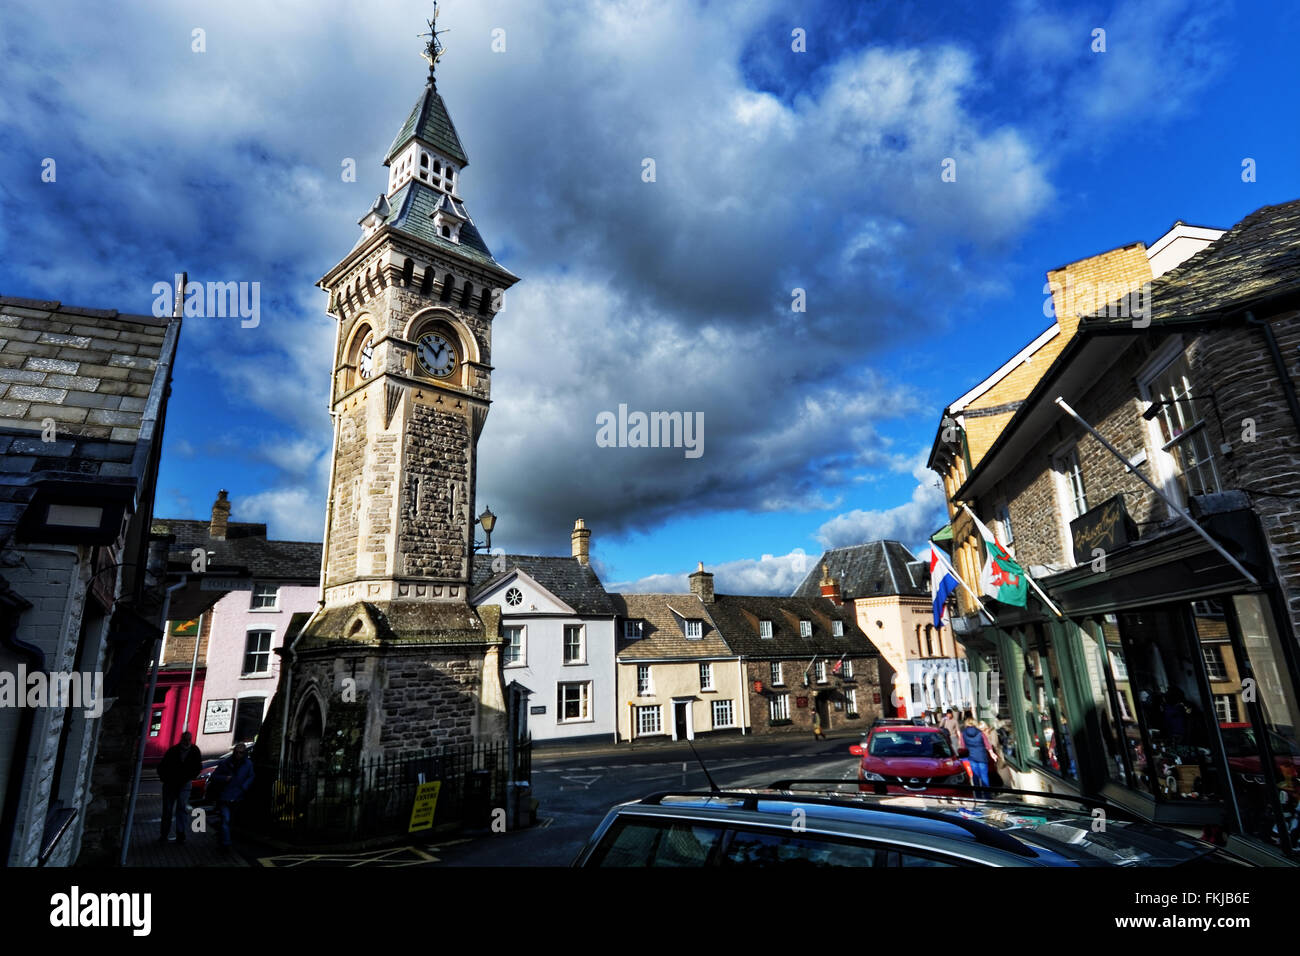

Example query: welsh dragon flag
[969,510,1028,607]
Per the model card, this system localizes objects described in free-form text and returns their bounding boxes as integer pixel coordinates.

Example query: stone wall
[744,657,879,736]
[399,404,470,580]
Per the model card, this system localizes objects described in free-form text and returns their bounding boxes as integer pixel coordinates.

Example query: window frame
[503,624,525,667]
[799,620,812,638]
[563,623,586,665]
[241,629,274,677]
[624,619,644,640]
[637,664,653,697]
[759,619,773,639]
[558,681,592,723]
[636,704,663,736]
[770,661,783,686]
[699,662,715,692]
[1051,442,1088,565]
[250,582,279,611]
[712,698,735,729]
[685,619,703,640]
[832,620,844,638]
[1137,339,1222,510]
[769,693,791,722]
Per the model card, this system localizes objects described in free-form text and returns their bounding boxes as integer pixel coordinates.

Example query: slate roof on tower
[372,180,506,271]
[385,82,468,166]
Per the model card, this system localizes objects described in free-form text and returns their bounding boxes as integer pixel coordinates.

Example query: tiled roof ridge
[0,294,171,327]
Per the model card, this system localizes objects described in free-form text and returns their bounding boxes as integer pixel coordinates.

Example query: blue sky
[2,0,1297,594]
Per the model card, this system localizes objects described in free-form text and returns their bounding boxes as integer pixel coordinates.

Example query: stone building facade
[930,199,1300,865]
[0,296,180,866]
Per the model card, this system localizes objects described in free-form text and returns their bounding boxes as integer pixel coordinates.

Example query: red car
[850,726,968,796]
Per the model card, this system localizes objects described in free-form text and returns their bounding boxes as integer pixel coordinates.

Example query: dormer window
[624,619,643,640]
[799,620,812,638]
[832,620,844,637]
[759,620,773,639]
[685,620,702,640]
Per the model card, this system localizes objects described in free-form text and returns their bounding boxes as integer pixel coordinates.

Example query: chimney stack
[689,561,714,604]
[571,517,591,566]
[820,562,842,606]
[210,489,231,540]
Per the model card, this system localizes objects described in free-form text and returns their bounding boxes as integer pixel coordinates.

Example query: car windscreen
[869,732,952,758]
[966,808,1218,866]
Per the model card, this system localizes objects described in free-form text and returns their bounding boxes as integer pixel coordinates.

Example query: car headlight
[861,771,886,781]
[943,773,969,784]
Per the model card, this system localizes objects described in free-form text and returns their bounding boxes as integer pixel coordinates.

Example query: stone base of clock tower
[265,600,507,766]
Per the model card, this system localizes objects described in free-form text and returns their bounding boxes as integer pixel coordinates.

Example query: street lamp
[474,506,497,552]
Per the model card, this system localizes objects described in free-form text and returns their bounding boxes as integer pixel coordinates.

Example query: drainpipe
[180,611,203,740]
[119,573,188,866]
[1244,311,1300,442]
[0,585,39,866]
[737,656,747,735]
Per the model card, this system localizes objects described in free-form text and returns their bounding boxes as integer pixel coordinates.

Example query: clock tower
[280,13,519,762]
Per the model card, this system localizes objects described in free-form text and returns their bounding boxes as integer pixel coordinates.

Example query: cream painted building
[796,541,967,718]
[612,591,746,741]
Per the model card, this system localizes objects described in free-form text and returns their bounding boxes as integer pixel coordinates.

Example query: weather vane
[418,3,448,84]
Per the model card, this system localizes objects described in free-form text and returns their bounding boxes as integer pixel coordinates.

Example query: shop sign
[1070,494,1138,566]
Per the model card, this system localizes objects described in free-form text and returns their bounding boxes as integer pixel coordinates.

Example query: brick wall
[744,658,879,736]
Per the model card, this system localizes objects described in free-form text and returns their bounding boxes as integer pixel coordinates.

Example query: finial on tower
[418,3,449,87]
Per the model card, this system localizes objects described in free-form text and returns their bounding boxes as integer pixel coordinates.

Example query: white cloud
[610,548,815,597]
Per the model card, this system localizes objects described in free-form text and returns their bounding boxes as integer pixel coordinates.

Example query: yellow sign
[408,781,442,833]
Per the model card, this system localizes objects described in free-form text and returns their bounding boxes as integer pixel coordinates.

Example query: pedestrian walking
[209,742,255,848]
[979,719,1005,788]
[812,711,826,741]
[940,709,961,754]
[961,718,995,797]
[157,731,202,844]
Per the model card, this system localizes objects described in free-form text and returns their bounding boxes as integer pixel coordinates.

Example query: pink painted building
[153,492,320,761]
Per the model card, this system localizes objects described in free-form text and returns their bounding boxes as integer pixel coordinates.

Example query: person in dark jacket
[209,742,255,848]
[157,731,203,844]
[961,718,994,797]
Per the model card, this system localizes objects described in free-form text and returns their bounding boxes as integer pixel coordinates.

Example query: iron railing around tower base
[243,737,532,846]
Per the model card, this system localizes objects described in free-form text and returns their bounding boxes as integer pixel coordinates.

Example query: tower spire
[418,3,449,88]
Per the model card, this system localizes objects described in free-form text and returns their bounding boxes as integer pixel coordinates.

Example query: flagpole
[1055,397,1260,587]
[958,502,1065,619]
[930,537,994,621]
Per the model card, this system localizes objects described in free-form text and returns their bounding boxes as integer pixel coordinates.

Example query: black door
[675,702,689,740]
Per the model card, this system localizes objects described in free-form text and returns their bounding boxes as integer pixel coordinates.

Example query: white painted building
[471,520,617,745]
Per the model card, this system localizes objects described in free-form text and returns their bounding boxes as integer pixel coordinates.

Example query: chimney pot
[571,517,591,566]
[210,489,231,540]
[689,562,715,604]
[819,562,843,606]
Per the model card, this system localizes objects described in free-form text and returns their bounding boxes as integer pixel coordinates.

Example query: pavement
[124,791,254,867]
[121,730,868,866]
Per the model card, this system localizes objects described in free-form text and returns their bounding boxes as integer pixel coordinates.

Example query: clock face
[357,334,375,379]
[416,332,457,378]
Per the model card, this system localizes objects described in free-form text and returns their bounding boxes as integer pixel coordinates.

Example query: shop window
[1020,627,1077,780]
[1117,606,1224,804]
[1101,615,1148,791]
[1082,618,1131,789]
[232,697,265,743]
[1226,595,1300,853]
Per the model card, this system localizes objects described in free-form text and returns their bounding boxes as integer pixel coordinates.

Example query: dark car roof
[576,787,1238,868]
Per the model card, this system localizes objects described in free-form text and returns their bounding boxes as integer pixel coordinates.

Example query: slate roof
[385,82,468,166]
[471,554,616,616]
[611,593,731,660]
[155,518,322,580]
[1082,197,1300,329]
[0,296,180,543]
[792,541,928,600]
[364,180,508,274]
[704,594,878,659]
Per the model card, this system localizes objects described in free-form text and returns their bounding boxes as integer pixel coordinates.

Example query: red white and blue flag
[929,545,960,629]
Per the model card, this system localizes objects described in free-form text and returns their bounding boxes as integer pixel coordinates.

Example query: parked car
[850,726,967,795]
[190,742,255,803]
[572,786,1251,867]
